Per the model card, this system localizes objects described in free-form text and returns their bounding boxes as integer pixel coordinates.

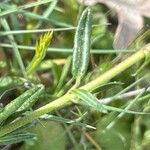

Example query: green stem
[0,43,135,54]
[0,0,54,17]
[0,16,27,78]
[0,44,150,137]
[81,45,149,91]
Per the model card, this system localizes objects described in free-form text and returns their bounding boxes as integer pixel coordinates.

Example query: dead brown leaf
[78,0,150,49]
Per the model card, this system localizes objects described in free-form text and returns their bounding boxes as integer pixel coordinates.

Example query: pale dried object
[78,0,150,49]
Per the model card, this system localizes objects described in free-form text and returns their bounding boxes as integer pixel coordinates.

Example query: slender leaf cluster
[0,84,44,124]
[26,31,53,75]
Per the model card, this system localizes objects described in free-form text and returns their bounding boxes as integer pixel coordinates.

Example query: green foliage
[0,0,150,149]
[72,7,92,82]
[17,85,44,112]
[73,89,107,113]
[40,114,96,129]
[0,84,44,124]
[0,76,22,93]
[0,130,36,145]
[20,121,66,150]
[26,32,53,75]
[54,56,72,95]
[73,89,150,115]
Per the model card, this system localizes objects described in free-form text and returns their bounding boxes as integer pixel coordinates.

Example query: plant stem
[0,0,54,17]
[0,44,150,137]
[0,24,109,36]
[0,94,74,137]
[0,43,135,54]
[100,86,150,104]
[0,16,27,78]
[81,45,150,91]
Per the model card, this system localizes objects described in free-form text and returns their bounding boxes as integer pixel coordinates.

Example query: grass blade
[0,43,135,54]
[0,0,55,17]
[0,16,27,77]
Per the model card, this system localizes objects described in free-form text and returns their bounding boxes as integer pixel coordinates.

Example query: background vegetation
[0,0,150,150]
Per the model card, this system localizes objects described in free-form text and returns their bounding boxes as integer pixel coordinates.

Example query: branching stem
[0,44,150,137]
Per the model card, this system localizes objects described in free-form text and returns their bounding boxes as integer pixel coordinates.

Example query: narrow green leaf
[17,85,44,112]
[54,57,72,94]
[103,105,144,114]
[0,14,26,77]
[0,131,35,145]
[0,0,55,17]
[73,89,107,113]
[19,10,53,23]
[74,89,150,115]
[40,114,96,129]
[26,31,53,75]
[0,85,43,123]
[35,0,58,28]
[105,89,146,130]
[51,61,62,88]
[72,7,92,81]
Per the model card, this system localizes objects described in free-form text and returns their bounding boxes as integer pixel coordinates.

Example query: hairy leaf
[73,89,108,113]
[0,131,35,145]
[72,7,92,81]
[73,89,150,115]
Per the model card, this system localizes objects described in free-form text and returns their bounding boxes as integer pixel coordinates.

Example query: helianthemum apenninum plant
[0,1,150,149]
